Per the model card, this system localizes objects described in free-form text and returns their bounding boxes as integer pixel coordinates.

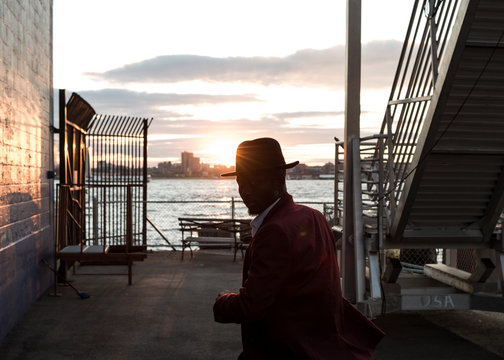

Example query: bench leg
[128,260,132,285]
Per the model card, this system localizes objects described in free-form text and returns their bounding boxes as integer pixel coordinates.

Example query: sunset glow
[200,139,240,167]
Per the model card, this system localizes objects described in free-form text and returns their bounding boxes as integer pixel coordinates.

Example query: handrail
[373,0,460,219]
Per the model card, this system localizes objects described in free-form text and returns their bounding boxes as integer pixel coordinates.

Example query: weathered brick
[0,197,49,227]
[0,182,49,205]
[0,0,53,340]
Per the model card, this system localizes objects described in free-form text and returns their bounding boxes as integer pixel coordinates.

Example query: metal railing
[375,0,461,216]
[83,198,335,251]
[334,1,462,233]
[335,135,444,267]
[57,183,144,253]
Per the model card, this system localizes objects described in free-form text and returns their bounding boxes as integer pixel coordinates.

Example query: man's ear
[272,174,285,196]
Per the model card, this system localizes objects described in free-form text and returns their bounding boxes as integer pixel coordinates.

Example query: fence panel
[145,200,334,250]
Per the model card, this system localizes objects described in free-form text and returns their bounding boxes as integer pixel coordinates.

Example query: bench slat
[184,236,235,244]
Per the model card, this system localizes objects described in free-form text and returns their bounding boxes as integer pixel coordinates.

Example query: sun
[203,139,239,167]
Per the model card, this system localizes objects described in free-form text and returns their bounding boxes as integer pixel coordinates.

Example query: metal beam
[480,166,504,241]
[424,264,497,294]
[388,95,432,106]
[352,140,365,303]
[402,227,483,240]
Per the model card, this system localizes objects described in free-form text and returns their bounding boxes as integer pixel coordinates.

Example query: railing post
[334,140,339,225]
[378,139,384,248]
[142,119,148,247]
[126,185,133,252]
[352,139,366,303]
[93,196,98,245]
[386,106,397,222]
[428,0,439,83]
[231,197,235,220]
[103,187,107,249]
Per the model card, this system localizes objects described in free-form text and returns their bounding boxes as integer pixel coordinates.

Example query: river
[146,178,336,249]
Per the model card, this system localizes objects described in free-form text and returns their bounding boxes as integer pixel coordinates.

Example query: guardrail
[84,198,335,251]
[145,199,334,250]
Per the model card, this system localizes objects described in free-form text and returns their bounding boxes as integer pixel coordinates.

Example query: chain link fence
[146,199,335,251]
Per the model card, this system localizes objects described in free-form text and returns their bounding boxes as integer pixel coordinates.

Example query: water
[146,178,335,249]
[148,178,335,203]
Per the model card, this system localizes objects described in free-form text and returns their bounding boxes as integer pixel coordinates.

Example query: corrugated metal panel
[66,92,96,130]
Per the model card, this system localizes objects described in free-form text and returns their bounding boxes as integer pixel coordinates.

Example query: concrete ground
[1,251,503,359]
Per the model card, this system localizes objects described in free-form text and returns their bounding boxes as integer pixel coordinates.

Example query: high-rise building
[181,151,200,175]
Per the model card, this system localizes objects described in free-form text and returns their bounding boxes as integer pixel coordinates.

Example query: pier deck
[1,251,503,359]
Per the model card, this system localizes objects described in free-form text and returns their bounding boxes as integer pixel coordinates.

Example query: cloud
[77,88,260,115]
[273,111,344,120]
[129,110,378,166]
[149,115,343,154]
[87,40,402,89]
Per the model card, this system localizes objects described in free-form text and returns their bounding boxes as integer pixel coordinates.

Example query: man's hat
[221,138,299,177]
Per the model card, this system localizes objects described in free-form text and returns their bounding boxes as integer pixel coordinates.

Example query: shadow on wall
[0,190,54,340]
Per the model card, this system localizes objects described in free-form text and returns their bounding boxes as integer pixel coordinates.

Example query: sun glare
[202,139,239,167]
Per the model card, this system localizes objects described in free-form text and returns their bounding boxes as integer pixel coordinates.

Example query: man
[214,138,384,359]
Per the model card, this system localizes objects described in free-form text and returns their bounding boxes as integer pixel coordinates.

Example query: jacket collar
[251,198,281,236]
[260,192,293,226]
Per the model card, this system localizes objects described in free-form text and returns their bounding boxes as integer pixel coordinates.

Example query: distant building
[158,161,173,175]
[0,1,53,340]
[181,151,200,176]
[322,162,335,175]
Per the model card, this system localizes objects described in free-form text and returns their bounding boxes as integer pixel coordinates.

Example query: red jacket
[214,194,384,359]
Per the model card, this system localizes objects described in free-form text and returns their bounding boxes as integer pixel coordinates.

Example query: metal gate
[86,114,152,249]
[56,89,152,253]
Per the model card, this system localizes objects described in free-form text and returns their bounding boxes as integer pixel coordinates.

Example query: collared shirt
[250,198,281,237]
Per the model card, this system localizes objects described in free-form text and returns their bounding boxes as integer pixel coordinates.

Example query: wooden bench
[56,245,147,285]
[178,217,251,261]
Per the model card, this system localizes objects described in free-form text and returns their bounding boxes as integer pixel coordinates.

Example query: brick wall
[0,0,53,340]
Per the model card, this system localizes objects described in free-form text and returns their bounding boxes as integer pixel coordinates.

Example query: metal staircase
[390,0,504,248]
[336,0,504,315]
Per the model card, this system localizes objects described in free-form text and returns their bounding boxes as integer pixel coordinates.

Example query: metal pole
[142,119,148,247]
[352,139,365,303]
[429,0,439,83]
[342,0,361,302]
[231,197,235,220]
[103,187,107,249]
[126,185,132,252]
[93,196,98,245]
[57,90,68,281]
[59,89,67,185]
[334,141,339,225]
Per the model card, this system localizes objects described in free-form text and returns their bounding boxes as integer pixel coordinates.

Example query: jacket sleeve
[213,223,292,323]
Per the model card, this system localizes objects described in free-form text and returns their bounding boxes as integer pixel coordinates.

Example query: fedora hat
[221,138,299,177]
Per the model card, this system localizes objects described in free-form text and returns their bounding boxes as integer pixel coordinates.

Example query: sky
[53,0,415,167]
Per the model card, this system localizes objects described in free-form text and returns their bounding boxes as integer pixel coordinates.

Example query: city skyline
[150,150,335,179]
[155,151,334,170]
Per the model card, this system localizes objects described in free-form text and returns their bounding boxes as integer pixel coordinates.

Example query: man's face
[237,172,278,216]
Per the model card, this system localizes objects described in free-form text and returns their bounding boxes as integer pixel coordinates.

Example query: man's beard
[248,208,259,216]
